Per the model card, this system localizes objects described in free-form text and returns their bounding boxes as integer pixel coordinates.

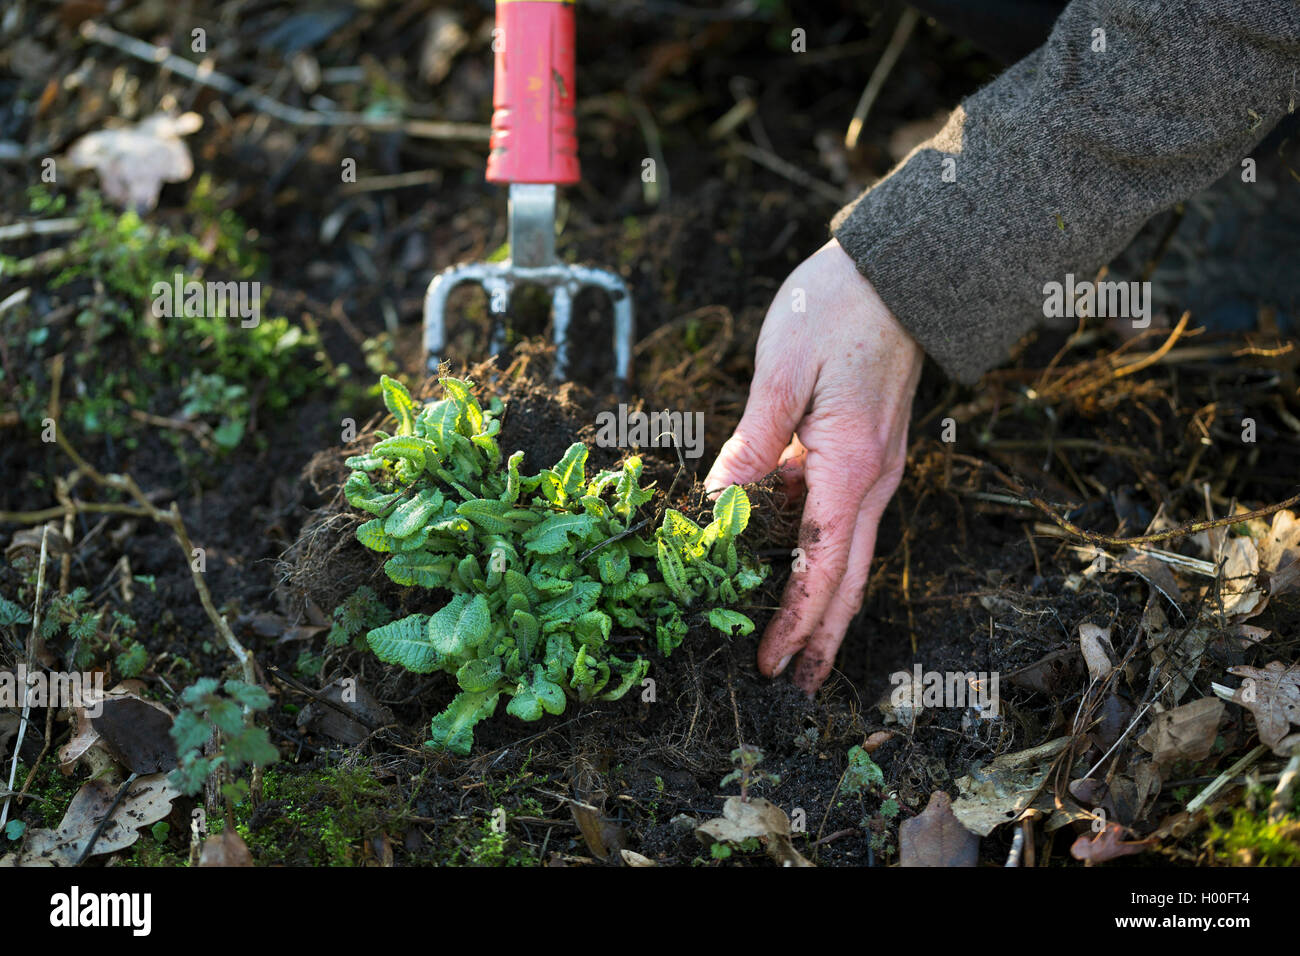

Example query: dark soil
[2,0,1298,869]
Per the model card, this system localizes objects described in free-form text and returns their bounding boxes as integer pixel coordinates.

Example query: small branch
[0,501,152,523]
[728,140,848,206]
[0,218,82,242]
[953,453,1300,548]
[80,21,489,142]
[844,7,920,149]
[1269,750,1300,823]
[74,772,140,866]
[1187,745,1268,814]
[33,425,257,686]
[0,527,49,833]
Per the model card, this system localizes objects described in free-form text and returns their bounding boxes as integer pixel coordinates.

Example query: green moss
[1207,786,1300,866]
[10,759,83,830]
[234,763,403,866]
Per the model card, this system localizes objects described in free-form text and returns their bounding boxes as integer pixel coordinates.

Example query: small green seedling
[721,744,780,802]
[169,679,279,801]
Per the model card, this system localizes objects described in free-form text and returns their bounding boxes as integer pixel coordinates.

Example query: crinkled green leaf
[356,518,399,553]
[523,512,599,554]
[380,374,418,436]
[426,690,499,755]
[656,538,686,595]
[384,551,455,588]
[427,593,491,658]
[712,484,751,538]
[385,488,444,537]
[510,609,540,659]
[368,613,438,673]
[344,471,403,517]
[439,376,483,436]
[457,656,504,692]
[600,657,649,701]
[596,545,630,585]
[456,497,515,534]
[372,436,430,473]
[538,579,601,625]
[574,610,611,647]
[708,608,755,636]
[615,455,654,517]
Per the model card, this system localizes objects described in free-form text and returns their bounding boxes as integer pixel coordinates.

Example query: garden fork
[423,0,634,385]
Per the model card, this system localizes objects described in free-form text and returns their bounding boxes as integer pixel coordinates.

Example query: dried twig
[27,425,257,686]
[0,527,48,834]
[845,7,920,149]
[79,21,489,143]
[728,140,848,205]
[954,453,1300,548]
[1187,745,1267,814]
[1269,751,1300,823]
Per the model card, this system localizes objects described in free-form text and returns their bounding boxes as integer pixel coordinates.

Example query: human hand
[704,239,923,693]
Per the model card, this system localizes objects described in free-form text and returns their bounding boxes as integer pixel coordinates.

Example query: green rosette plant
[341,375,767,754]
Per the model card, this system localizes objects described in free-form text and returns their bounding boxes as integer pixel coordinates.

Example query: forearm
[832,0,1300,384]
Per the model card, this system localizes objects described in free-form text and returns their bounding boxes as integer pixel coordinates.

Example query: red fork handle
[486,0,580,185]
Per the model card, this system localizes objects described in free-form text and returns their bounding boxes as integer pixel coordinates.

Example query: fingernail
[775,654,793,675]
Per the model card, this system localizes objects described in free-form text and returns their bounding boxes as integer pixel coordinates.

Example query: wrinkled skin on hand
[705,239,923,693]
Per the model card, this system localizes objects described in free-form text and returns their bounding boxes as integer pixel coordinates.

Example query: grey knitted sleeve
[830,0,1300,384]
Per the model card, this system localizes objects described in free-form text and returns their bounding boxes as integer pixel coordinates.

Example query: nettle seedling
[721,744,781,802]
[341,375,768,754]
[169,678,279,802]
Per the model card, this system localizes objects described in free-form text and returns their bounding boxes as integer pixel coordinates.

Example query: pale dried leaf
[695,797,813,867]
[66,113,202,211]
[951,737,1069,836]
[1218,536,1266,620]
[1137,697,1225,766]
[1226,661,1300,755]
[12,773,179,866]
[198,830,254,867]
[1079,622,1115,683]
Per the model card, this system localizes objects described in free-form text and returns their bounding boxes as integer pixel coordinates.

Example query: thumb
[704,366,810,493]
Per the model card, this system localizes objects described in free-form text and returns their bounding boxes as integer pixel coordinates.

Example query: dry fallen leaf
[1005,647,1085,695]
[66,112,202,211]
[92,696,178,774]
[1148,623,1214,705]
[899,791,979,866]
[951,737,1070,836]
[1218,536,1266,620]
[198,829,254,867]
[695,797,813,867]
[8,773,179,866]
[296,677,393,746]
[569,800,625,860]
[619,849,656,867]
[1258,509,1300,597]
[1225,661,1300,755]
[1079,623,1115,683]
[1137,697,1225,767]
[1070,821,1154,863]
[59,680,173,774]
